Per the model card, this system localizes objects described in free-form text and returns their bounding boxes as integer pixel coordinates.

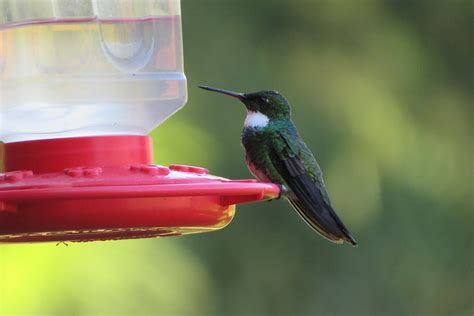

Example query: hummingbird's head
[199,86,291,120]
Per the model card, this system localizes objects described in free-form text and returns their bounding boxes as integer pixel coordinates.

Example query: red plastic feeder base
[0,136,279,243]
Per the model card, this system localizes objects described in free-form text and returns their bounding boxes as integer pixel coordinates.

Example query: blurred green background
[1,0,473,315]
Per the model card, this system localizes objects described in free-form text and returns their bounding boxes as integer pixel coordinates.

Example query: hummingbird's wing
[269,128,357,246]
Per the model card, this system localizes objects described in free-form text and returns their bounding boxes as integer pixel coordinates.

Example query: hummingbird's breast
[241,126,278,183]
[241,126,269,157]
[246,159,271,182]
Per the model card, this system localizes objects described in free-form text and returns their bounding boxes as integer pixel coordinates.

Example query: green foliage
[1,1,472,315]
[1,241,214,315]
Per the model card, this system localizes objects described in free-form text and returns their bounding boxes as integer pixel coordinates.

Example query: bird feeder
[0,0,279,243]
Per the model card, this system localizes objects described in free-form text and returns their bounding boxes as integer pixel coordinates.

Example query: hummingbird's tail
[287,196,358,246]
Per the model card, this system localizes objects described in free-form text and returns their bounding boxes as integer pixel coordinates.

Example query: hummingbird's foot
[56,241,69,247]
[277,184,290,199]
[267,184,288,202]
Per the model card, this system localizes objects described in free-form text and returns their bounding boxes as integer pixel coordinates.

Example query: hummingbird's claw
[267,184,288,202]
[277,184,290,199]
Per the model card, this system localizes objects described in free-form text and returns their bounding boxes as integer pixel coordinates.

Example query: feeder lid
[0,136,280,243]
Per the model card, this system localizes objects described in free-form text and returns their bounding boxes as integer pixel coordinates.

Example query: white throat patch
[244,111,270,128]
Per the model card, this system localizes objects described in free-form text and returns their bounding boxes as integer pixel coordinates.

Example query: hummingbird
[199,85,357,246]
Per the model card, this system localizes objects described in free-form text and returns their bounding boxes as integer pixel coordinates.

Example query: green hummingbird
[199,85,357,246]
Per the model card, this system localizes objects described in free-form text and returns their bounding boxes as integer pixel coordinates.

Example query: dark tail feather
[288,197,358,246]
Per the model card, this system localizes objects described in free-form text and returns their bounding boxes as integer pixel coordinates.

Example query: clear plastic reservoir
[0,0,186,143]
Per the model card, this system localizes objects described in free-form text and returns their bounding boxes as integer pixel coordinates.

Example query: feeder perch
[0,0,280,243]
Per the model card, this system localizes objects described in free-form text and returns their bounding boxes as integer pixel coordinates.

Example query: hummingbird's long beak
[198,85,245,100]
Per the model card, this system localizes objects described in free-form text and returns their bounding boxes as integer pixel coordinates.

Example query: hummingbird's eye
[260,97,270,103]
